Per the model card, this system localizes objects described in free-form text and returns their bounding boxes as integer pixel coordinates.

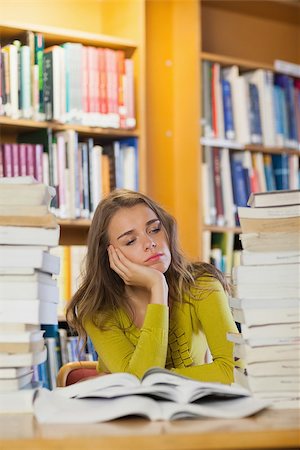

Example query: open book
[34,368,269,423]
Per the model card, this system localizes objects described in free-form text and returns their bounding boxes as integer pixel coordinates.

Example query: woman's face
[108,204,171,274]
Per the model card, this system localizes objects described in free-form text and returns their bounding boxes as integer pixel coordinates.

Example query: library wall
[201,0,300,64]
[0,0,102,33]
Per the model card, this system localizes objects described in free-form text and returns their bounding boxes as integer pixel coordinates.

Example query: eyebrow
[117,219,160,240]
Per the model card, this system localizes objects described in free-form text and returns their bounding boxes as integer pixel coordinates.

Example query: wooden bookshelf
[146,0,300,263]
[0,117,139,139]
[0,4,145,245]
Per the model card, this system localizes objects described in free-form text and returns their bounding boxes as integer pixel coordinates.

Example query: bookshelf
[0,11,144,246]
[146,0,300,267]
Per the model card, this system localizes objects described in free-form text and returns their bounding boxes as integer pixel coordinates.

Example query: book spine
[2,143,12,177]
[43,50,53,120]
[11,143,19,176]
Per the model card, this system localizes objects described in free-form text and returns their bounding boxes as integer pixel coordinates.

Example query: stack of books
[228,189,300,409]
[0,176,60,413]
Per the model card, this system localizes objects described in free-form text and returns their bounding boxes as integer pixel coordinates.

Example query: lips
[146,253,163,262]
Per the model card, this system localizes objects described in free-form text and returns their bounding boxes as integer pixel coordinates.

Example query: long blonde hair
[66,189,230,347]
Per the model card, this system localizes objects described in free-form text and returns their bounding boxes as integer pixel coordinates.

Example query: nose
[144,236,157,251]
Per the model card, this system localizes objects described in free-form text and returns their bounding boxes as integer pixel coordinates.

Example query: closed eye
[125,238,136,246]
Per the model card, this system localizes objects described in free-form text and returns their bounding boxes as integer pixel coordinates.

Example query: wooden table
[0,408,299,450]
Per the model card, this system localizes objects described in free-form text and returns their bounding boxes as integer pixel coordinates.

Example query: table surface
[0,408,299,450]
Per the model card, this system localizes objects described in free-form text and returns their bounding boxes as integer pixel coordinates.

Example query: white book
[33,368,269,423]
[0,281,59,303]
[232,263,300,285]
[220,148,235,227]
[0,367,33,378]
[0,271,56,285]
[231,76,251,145]
[245,360,300,377]
[238,204,300,219]
[0,246,60,274]
[0,371,34,393]
[234,368,299,393]
[0,182,56,206]
[231,307,299,326]
[0,225,60,246]
[227,332,300,347]
[229,297,300,309]
[0,347,47,368]
[20,45,32,119]
[239,322,300,340]
[0,300,58,325]
[234,343,299,363]
[247,189,300,208]
[90,145,103,213]
[0,329,44,354]
[0,385,38,413]
[240,250,300,266]
[233,282,300,300]
[240,232,300,252]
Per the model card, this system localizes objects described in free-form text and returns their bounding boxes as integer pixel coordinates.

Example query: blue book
[221,79,235,140]
[230,156,249,224]
[271,154,290,190]
[37,361,50,389]
[263,155,276,191]
[273,85,285,145]
[274,74,297,147]
[248,83,262,144]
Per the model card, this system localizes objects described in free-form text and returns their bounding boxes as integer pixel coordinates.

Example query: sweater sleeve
[84,304,169,379]
[172,279,238,384]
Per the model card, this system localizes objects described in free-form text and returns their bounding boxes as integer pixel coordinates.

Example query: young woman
[66,189,238,383]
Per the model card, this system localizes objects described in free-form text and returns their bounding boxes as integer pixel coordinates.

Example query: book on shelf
[33,367,269,423]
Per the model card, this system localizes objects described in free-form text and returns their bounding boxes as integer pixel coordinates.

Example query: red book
[98,47,108,115]
[18,143,27,176]
[116,50,126,128]
[2,143,12,177]
[11,143,19,176]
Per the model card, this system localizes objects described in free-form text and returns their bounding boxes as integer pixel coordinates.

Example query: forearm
[123,304,169,377]
[171,355,235,384]
[86,304,169,379]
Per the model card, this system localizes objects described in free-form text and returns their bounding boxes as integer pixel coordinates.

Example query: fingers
[107,246,130,283]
